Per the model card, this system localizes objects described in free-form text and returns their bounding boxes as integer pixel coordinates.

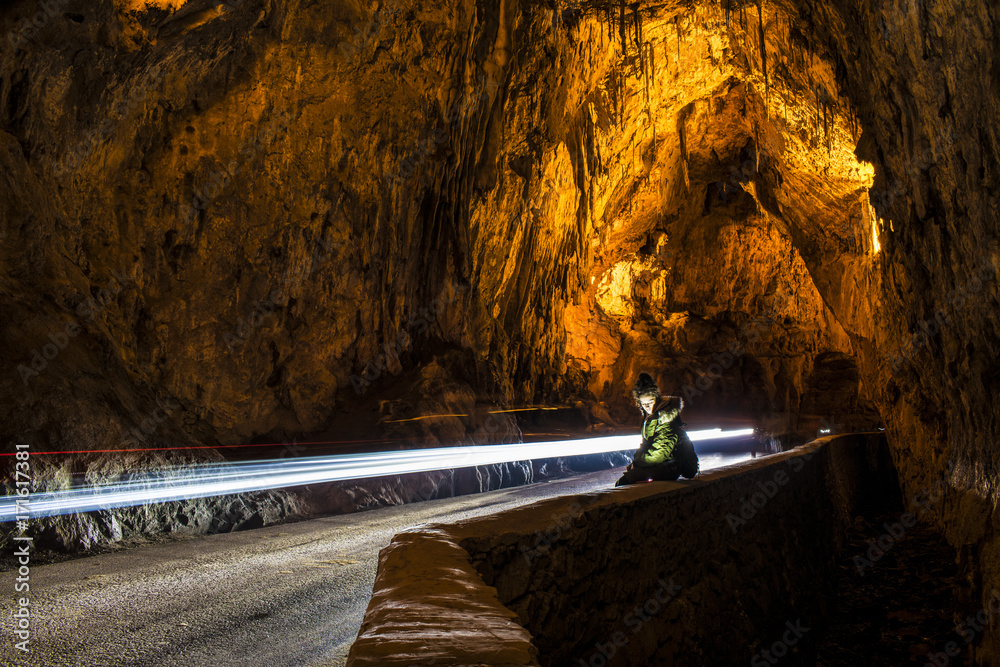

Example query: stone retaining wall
[347,433,891,666]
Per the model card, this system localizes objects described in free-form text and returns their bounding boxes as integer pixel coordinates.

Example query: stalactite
[757,1,768,107]
[824,102,831,154]
[809,86,819,137]
[619,0,627,54]
[636,38,642,80]
[633,5,642,55]
[754,122,760,174]
[597,119,605,177]
[631,135,636,177]
[822,100,828,151]
[652,114,657,161]
[620,68,626,130]
[675,15,681,67]
[649,40,656,92]
[817,91,822,141]
[678,112,690,191]
[580,121,594,230]
[790,23,796,68]
[605,72,615,128]
[643,43,653,108]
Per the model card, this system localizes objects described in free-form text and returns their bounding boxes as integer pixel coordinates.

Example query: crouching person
[615,372,699,487]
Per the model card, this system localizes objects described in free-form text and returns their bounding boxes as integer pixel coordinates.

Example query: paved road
[0,454,748,667]
[0,468,631,667]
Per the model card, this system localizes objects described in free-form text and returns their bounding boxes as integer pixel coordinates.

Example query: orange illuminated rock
[2,0,1000,641]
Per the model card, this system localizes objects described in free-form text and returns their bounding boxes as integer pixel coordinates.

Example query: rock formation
[2,0,999,658]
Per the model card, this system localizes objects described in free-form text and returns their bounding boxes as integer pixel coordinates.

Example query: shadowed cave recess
[1,0,999,657]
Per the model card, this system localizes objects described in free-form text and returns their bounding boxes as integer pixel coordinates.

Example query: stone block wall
[348,433,891,666]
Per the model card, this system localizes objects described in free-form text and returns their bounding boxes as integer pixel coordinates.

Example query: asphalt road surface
[0,455,748,667]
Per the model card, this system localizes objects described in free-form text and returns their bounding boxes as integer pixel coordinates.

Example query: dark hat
[631,372,659,404]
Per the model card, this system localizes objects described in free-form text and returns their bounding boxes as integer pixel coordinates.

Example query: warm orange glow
[124,0,188,10]
[383,407,562,422]
[859,161,876,188]
[864,197,885,255]
[595,257,668,321]
[383,414,469,423]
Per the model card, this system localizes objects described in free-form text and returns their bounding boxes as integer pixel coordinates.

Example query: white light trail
[0,429,754,520]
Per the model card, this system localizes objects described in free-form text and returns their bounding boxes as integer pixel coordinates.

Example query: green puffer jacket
[634,396,684,467]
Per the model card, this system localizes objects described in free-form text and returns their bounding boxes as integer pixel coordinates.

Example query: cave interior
[2,0,1000,661]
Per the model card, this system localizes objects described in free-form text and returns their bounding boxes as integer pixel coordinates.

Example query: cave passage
[2,0,999,663]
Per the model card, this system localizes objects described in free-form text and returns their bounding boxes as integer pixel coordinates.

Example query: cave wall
[765,1,1000,660]
[1,0,876,456]
[3,0,1000,648]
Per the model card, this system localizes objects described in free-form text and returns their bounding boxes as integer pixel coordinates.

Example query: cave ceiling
[0,0,985,462]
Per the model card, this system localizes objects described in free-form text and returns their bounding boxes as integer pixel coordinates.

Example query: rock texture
[0,0,878,453]
[764,4,1000,663]
[2,0,999,650]
[347,433,891,666]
